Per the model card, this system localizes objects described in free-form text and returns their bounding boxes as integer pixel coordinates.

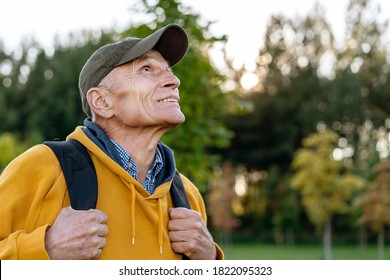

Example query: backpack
[44,139,191,210]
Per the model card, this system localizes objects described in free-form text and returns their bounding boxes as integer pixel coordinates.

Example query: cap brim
[117,24,188,67]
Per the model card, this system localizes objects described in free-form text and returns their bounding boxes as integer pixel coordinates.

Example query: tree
[354,161,390,259]
[267,167,301,246]
[0,32,115,141]
[207,161,240,244]
[219,3,337,239]
[290,129,365,259]
[332,0,390,160]
[0,40,42,137]
[222,3,336,172]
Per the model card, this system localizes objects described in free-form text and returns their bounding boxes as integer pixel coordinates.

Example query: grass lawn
[220,243,390,260]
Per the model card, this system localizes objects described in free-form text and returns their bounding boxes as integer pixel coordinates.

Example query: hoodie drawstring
[131,184,164,255]
[131,184,136,246]
[129,183,164,255]
[157,198,163,255]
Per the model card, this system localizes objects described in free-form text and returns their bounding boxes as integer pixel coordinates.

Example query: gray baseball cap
[78,24,189,116]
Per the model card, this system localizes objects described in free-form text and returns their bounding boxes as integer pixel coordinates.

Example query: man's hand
[168,207,217,260]
[45,206,108,260]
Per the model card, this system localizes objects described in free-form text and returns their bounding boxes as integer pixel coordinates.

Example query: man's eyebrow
[136,52,160,62]
[134,53,173,70]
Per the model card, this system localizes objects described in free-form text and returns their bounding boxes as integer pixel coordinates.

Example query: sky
[1,0,389,70]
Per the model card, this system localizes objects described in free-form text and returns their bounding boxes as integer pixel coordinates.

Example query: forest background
[1,0,390,260]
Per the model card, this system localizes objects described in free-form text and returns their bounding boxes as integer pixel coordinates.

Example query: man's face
[104,50,185,129]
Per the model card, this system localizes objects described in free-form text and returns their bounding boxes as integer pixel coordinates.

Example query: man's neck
[100,123,166,183]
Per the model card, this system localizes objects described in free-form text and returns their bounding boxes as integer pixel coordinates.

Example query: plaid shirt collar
[109,139,163,194]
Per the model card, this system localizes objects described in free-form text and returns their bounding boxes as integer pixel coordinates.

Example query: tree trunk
[285,227,295,246]
[378,227,385,260]
[273,227,284,245]
[323,220,332,260]
[358,225,367,250]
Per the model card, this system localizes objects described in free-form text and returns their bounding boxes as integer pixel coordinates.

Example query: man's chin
[167,117,185,128]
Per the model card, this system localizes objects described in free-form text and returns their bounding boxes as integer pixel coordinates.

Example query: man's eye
[141,66,150,72]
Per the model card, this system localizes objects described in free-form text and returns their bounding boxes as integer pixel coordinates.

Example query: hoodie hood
[82,118,177,186]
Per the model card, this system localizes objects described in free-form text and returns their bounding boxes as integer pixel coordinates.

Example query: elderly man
[0,24,224,260]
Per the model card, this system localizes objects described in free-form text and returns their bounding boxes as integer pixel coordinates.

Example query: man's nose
[163,72,180,89]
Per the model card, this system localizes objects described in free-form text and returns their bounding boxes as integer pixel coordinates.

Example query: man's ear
[86,87,114,119]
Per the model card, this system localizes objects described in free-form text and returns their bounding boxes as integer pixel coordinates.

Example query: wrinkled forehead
[132,50,170,67]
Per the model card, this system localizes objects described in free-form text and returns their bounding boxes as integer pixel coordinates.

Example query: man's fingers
[168,207,200,219]
[98,224,109,237]
[92,209,108,224]
[81,208,108,224]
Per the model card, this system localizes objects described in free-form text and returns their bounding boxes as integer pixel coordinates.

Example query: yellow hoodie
[0,126,224,260]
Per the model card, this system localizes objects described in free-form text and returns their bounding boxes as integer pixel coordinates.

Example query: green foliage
[222,0,390,174]
[267,167,301,244]
[0,32,116,142]
[0,133,27,171]
[222,6,335,172]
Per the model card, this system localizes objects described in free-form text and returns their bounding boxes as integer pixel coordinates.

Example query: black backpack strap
[170,170,191,209]
[44,139,98,210]
[171,169,191,259]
